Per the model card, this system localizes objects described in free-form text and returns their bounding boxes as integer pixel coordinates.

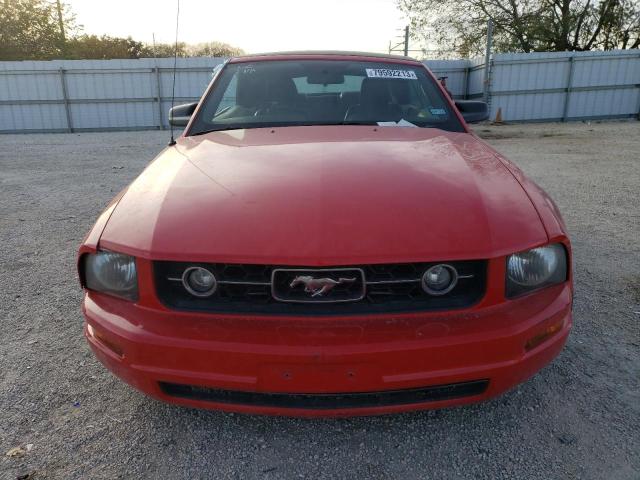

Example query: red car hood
[100,126,547,264]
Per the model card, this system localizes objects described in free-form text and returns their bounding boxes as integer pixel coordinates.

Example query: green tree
[0,0,245,61]
[187,41,244,57]
[66,35,149,59]
[147,42,189,58]
[142,41,243,58]
[399,0,640,57]
[0,0,76,60]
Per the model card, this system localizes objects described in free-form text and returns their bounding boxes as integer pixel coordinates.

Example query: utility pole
[403,25,410,57]
[388,25,417,57]
[56,0,66,54]
[483,18,494,103]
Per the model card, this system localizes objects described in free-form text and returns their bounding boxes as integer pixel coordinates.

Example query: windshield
[188,60,465,135]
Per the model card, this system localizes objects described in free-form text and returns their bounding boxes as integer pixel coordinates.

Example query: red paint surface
[79,55,572,416]
[99,126,548,263]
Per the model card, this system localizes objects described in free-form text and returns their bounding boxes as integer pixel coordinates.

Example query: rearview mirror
[455,101,489,123]
[168,102,198,127]
[307,71,345,85]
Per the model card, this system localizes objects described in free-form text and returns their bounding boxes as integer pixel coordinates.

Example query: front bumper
[83,283,571,417]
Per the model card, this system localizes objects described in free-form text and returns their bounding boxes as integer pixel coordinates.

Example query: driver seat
[344,78,402,123]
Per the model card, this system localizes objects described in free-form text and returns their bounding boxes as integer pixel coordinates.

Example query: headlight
[83,251,138,301]
[506,243,567,297]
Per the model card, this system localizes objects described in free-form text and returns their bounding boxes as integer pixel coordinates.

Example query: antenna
[168,0,180,146]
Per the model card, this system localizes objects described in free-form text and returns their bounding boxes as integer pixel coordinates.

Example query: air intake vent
[159,380,490,409]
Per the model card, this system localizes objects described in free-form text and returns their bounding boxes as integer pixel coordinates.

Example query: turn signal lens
[525,320,564,352]
[87,324,124,357]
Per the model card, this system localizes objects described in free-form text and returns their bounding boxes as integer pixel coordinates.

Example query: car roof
[230,51,422,64]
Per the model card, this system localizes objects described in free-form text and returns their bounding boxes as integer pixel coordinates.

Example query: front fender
[77,188,128,286]
[492,152,568,240]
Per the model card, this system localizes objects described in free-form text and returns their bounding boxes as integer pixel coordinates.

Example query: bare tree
[399,0,640,56]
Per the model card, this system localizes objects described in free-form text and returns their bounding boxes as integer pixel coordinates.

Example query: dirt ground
[1,121,639,479]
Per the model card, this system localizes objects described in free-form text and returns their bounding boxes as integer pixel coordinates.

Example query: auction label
[365,68,418,79]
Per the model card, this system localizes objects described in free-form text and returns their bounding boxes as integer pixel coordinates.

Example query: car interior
[206,61,453,128]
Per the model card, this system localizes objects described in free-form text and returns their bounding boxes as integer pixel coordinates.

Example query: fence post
[562,56,575,122]
[154,67,164,130]
[483,18,493,104]
[636,60,640,120]
[58,68,73,133]
[463,66,470,100]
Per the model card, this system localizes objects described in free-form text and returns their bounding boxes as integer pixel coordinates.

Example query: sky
[67,0,410,54]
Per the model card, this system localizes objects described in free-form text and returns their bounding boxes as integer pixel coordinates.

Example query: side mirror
[168,102,198,127]
[455,100,489,123]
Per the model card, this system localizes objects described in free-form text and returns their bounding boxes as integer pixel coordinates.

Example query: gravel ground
[1,121,639,480]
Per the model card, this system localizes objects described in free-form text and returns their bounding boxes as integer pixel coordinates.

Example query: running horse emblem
[289,275,356,297]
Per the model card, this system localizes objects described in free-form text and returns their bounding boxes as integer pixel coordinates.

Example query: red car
[78,52,572,417]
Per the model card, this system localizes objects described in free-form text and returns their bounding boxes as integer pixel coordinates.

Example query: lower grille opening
[159,380,489,410]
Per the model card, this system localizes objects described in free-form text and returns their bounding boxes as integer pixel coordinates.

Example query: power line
[388,25,411,57]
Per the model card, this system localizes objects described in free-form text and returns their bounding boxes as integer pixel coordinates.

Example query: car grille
[153,260,486,315]
[159,380,490,410]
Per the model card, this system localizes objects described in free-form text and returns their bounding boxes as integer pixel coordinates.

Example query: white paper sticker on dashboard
[365,68,417,80]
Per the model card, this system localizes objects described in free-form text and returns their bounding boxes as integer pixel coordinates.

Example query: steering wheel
[253,104,272,117]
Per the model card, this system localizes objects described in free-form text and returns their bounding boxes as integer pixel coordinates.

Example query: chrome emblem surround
[271,268,366,303]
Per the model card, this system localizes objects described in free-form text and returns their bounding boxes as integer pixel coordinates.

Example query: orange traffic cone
[492,107,504,124]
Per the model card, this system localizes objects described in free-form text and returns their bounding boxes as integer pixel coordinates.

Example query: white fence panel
[0,52,638,132]
[488,50,640,121]
[467,57,488,99]
[424,59,470,98]
[0,57,225,132]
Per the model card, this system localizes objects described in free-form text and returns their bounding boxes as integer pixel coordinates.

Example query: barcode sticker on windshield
[366,68,417,80]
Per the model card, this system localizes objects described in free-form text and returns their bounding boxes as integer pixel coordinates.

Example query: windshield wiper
[315,121,377,126]
[190,126,246,136]
[190,121,445,137]
[190,121,378,136]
